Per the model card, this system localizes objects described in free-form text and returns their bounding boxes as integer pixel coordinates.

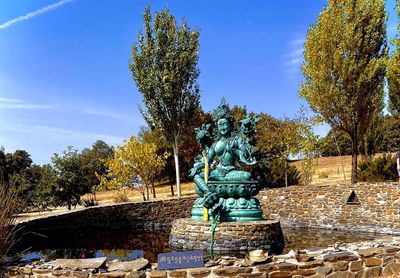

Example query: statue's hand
[189,166,199,177]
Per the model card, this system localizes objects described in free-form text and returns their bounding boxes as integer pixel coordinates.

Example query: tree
[80,140,113,198]
[388,0,400,115]
[320,129,353,157]
[300,0,387,183]
[129,6,200,197]
[52,146,88,210]
[100,136,168,201]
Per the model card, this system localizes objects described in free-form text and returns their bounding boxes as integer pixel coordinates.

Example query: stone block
[322,251,358,262]
[316,266,332,276]
[268,271,292,278]
[188,267,211,278]
[363,266,382,278]
[298,260,324,269]
[276,262,298,271]
[349,260,363,272]
[331,261,349,271]
[126,272,146,278]
[237,273,267,278]
[382,262,400,277]
[168,270,187,277]
[363,257,382,267]
[72,271,90,278]
[326,271,348,278]
[213,266,251,276]
[292,268,317,276]
[149,270,167,278]
[104,272,127,278]
[356,248,384,258]
[52,270,72,276]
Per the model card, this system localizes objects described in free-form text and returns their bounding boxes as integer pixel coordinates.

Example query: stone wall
[18,182,400,235]
[8,236,400,277]
[17,197,197,233]
[258,183,400,234]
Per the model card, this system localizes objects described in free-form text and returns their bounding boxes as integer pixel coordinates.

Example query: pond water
[9,226,378,264]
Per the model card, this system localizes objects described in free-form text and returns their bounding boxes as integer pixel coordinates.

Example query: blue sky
[0,0,398,165]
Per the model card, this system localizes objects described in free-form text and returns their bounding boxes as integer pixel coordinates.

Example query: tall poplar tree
[300,0,387,183]
[129,6,200,197]
[388,0,400,115]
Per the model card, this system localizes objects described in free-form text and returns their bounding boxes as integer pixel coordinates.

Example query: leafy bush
[113,192,129,203]
[318,171,329,179]
[358,154,397,182]
[264,158,300,188]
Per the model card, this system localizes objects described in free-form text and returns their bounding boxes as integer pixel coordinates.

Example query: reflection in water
[282,227,377,253]
[10,226,378,263]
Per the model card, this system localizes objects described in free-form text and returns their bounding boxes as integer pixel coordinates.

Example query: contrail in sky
[0,0,74,30]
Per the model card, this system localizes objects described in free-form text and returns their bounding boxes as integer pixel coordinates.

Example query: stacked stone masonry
[169,218,284,252]
[258,183,400,234]
[8,237,400,277]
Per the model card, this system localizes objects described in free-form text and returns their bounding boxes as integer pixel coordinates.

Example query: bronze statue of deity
[190,98,264,222]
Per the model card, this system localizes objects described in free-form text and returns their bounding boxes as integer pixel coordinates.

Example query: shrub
[265,158,300,188]
[358,154,397,182]
[0,183,21,274]
[318,171,329,179]
[113,192,129,203]
[81,195,99,207]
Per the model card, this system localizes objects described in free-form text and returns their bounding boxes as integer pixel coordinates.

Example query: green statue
[190,99,264,222]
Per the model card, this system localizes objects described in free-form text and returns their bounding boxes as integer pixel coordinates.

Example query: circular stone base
[169,218,284,254]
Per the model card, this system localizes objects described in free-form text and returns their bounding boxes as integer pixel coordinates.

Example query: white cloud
[84,107,138,123]
[0,122,124,145]
[0,0,74,30]
[283,37,305,74]
[0,97,55,110]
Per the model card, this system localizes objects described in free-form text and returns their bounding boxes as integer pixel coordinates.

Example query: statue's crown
[212,98,231,122]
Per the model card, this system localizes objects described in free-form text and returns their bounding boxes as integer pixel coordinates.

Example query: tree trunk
[351,136,358,184]
[285,159,288,188]
[146,185,149,201]
[152,179,156,199]
[173,136,181,198]
[169,178,175,196]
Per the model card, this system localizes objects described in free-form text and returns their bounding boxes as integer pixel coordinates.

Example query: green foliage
[52,146,89,210]
[113,192,129,203]
[379,115,400,153]
[129,5,201,196]
[358,154,397,182]
[264,158,300,188]
[300,0,387,183]
[320,129,352,157]
[388,0,400,115]
[80,140,113,193]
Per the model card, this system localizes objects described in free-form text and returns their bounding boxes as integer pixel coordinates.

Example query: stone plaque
[157,251,204,270]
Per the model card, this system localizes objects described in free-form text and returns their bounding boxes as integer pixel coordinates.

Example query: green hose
[209,211,220,259]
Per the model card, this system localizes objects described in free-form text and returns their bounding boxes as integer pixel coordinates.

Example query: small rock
[349,260,363,271]
[364,257,382,267]
[188,268,211,278]
[363,266,382,277]
[322,251,358,262]
[168,270,187,278]
[149,270,167,278]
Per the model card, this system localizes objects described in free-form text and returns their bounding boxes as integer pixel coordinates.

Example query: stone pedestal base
[169,218,284,254]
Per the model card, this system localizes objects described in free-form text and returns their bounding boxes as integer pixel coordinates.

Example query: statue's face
[217,118,231,136]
